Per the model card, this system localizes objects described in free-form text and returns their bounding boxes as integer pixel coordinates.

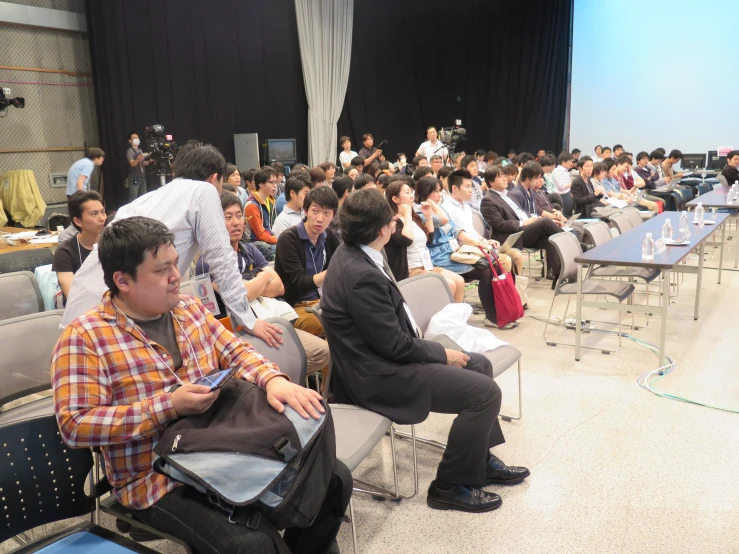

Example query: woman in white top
[385,181,465,302]
[338,136,357,168]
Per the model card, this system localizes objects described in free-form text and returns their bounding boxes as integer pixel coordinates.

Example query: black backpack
[153,379,336,551]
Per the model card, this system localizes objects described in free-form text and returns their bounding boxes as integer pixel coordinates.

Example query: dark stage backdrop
[338,0,572,163]
[86,0,307,209]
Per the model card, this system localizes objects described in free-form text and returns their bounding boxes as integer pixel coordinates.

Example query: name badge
[193,273,219,314]
[655,238,666,254]
[448,238,460,251]
[421,250,434,270]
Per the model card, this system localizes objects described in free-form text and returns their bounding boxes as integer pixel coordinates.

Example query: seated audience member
[506,149,516,164]
[415,126,449,162]
[593,145,603,162]
[615,156,660,212]
[460,154,485,210]
[539,155,563,209]
[353,174,377,190]
[346,166,359,180]
[453,152,466,169]
[310,167,327,188]
[242,167,256,194]
[442,169,523,275]
[412,166,434,183]
[365,162,381,180]
[413,155,430,169]
[613,144,624,159]
[502,161,519,191]
[475,149,488,172]
[224,163,247,206]
[384,181,465,301]
[339,135,357,168]
[222,183,238,194]
[377,173,391,191]
[329,175,353,237]
[438,165,453,197]
[272,175,311,238]
[634,151,662,189]
[245,167,279,253]
[430,154,444,176]
[722,150,739,185]
[536,149,546,160]
[321,189,529,514]
[571,157,615,219]
[485,151,498,167]
[53,191,106,300]
[661,149,685,182]
[197,192,329,375]
[552,151,575,196]
[275,187,340,337]
[481,166,563,280]
[358,133,383,164]
[379,160,395,176]
[600,146,613,160]
[52,216,349,553]
[270,161,287,200]
[350,156,364,174]
[318,161,336,184]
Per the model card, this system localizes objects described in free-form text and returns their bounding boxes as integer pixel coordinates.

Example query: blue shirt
[66,158,95,195]
[275,192,286,215]
[296,221,326,302]
[602,177,622,195]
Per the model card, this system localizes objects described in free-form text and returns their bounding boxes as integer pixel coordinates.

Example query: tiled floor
[3,251,739,554]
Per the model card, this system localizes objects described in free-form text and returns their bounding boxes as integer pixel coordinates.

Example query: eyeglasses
[266,180,278,185]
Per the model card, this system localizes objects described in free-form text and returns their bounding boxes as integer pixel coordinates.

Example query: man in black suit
[480,165,563,279]
[321,189,529,514]
[570,156,608,218]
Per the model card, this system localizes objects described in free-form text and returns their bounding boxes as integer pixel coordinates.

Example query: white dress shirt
[61,179,257,329]
[360,245,423,337]
[552,165,573,193]
[417,140,448,162]
[442,195,482,241]
[272,205,302,238]
[339,150,357,167]
[493,189,527,226]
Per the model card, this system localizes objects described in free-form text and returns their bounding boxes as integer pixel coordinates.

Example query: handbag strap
[478,245,501,279]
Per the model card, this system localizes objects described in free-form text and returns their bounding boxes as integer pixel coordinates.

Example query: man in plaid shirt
[51,216,350,554]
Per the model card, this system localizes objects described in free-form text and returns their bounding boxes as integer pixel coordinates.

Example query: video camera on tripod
[439,124,467,154]
[143,124,179,174]
[0,87,25,114]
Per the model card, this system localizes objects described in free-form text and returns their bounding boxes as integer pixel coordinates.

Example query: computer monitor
[681,153,706,170]
[266,138,297,165]
[708,150,725,170]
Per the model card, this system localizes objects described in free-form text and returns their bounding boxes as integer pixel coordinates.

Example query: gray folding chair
[240,317,307,384]
[543,233,635,354]
[0,311,64,424]
[0,248,54,274]
[717,174,729,188]
[622,207,644,228]
[0,270,44,320]
[471,209,490,239]
[399,272,522,422]
[609,212,633,235]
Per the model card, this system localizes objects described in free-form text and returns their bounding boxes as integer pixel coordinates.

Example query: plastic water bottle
[729,186,734,204]
[695,202,704,227]
[642,232,655,261]
[680,211,689,234]
[734,181,739,201]
[662,218,672,241]
[712,207,717,220]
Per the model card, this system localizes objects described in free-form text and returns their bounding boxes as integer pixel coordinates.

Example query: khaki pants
[500,248,524,275]
[294,300,324,337]
[293,328,330,377]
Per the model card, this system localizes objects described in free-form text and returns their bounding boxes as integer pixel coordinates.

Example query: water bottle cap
[646,232,652,238]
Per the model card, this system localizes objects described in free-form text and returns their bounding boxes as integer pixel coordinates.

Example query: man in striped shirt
[52,216,349,553]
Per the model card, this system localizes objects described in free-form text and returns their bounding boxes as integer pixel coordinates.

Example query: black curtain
[338,0,572,163]
[86,0,307,209]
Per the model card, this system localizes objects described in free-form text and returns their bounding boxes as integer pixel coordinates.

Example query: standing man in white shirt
[416,126,449,163]
[272,175,311,238]
[61,143,284,346]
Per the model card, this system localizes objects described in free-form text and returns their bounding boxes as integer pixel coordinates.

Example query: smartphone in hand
[194,368,239,390]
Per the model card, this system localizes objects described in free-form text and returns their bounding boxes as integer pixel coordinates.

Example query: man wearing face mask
[126,132,154,202]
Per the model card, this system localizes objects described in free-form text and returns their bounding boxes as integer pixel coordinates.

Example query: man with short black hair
[272,175,311,237]
[358,133,382,164]
[571,148,581,161]
[329,175,353,238]
[66,147,105,197]
[722,150,739,185]
[245,166,279,250]
[275,187,340,337]
[593,145,603,162]
[61,143,285,347]
[53,191,106,300]
[52,215,350,553]
[321,189,529,514]
[600,146,613,160]
[552,151,575,194]
[613,144,624,158]
[350,156,364,173]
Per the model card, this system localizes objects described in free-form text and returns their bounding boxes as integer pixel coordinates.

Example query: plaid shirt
[51,293,286,510]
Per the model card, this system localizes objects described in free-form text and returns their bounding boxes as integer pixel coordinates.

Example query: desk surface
[575,212,729,269]
[0,227,57,255]
[686,187,737,209]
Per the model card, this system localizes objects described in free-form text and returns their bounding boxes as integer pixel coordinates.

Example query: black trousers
[463,266,497,322]
[133,461,353,554]
[521,218,563,275]
[424,353,504,486]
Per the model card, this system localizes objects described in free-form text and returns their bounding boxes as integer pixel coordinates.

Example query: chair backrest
[548,232,583,293]
[718,174,729,188]
[239,317,307,384]
[0,248,54,274]
[583,221,612,247]
[609,212,633,235]
[398,272,454,334]
[47,213,70,231]
[622,207,643,228]
[471,210,489,239]
[0,310,64,409]
[0,413,95,543]
[696,184,709,196]
[0,270,44,320]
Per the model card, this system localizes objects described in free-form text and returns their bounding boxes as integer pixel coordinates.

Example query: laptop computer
[654,181,676,193]
[496,231,524,254]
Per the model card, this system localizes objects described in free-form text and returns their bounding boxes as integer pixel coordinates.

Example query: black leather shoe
[426,483,502,513]
[485,454,530,485]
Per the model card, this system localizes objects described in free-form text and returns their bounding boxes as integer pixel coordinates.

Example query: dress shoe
[485,454,530,486]
[426,483,502,513]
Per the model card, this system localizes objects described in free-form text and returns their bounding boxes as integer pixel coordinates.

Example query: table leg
[695,242,704,320]
[718,221,726,284]
[660,269,670,367]
[575,263,583,361]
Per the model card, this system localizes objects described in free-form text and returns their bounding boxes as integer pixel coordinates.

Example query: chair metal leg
[353,425,418,501]
[349,498,358,554]
[500,360,522,421]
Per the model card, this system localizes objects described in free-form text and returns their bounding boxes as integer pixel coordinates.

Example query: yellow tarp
[0,170,47,228]
[0,197,7,227]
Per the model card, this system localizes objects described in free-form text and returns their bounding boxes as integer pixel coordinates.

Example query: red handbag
[479,246,524,328]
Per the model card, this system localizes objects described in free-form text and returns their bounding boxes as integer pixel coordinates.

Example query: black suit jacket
[320,243,447,424]
[570,175,603,218]
[479,191,525,249]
